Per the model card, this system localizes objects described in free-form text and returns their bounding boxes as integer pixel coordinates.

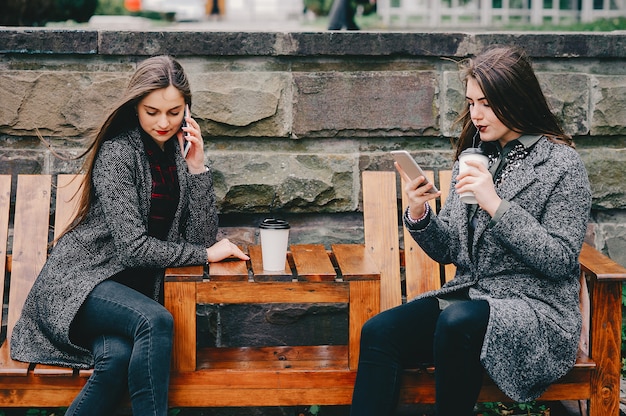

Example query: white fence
[376,0,626,27]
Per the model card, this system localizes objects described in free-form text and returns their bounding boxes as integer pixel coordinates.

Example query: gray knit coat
[407,137,592,402]
[11,127,218,368]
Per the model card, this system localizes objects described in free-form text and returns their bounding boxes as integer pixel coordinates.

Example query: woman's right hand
[394,162,441,219]
[206,239,250,263]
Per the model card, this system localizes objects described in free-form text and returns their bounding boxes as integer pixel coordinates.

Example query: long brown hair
[453,46,572,160]
[62,55,192,238]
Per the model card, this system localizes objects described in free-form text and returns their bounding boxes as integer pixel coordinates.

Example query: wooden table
[165,243,381,375]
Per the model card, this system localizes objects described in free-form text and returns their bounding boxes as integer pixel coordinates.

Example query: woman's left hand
[206,239,250,263]
[177,110,206,174]
[455,160,501,216]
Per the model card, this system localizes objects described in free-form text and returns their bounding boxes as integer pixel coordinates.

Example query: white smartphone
[181,104,191,158]
[390,150,439,193]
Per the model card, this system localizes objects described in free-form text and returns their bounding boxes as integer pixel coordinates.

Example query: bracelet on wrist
[407,203,430,223]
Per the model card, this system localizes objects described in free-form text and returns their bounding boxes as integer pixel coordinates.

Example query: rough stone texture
[591,75,626,135]
[1,30,626,415]
[292,71,439,138]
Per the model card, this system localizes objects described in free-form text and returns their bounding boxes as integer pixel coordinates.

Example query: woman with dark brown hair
[11,55,248,415]
[350,45,591,415]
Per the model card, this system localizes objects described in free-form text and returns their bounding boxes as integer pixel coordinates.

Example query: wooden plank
[208,257,248,281]
[579,242,626,281]
[402,171,442,298]
[331,244,380,281]
[0,175,52,376]
[290,244,336,282]
[197,345,348,370]
[54,174,82,241]
[32,364,75,376]
[588,278,622,416]
[196,281,349,304]
[438,170,457,283]
[0,175,11,338]
[164,265,204,282]
[348,280,379,370]
[248,245,292,281]
[362,171,402,311]
[164,281,197,372]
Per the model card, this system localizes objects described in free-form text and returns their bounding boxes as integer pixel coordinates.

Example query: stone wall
[2,30,625,262]
[1,29,625,414]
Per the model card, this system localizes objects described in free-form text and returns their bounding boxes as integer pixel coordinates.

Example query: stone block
[292,71,439,138]
[591,75,626,135]
[210,152,358,213]
[592,210,626,268]
[0,29,97,54]
[579,148,626,210]
[0,71,128,136]
[189,72,290,137]
[539,73,589,136]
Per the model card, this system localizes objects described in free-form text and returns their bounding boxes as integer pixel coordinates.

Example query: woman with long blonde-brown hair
[11,55,248,415]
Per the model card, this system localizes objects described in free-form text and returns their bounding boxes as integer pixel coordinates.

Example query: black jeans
[350,297,490,416]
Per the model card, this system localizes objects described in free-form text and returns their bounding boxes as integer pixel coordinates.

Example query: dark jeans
[350,297,490,416]
[67,280,174,416]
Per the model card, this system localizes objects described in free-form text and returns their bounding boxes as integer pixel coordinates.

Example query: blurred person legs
[328,0,360,30]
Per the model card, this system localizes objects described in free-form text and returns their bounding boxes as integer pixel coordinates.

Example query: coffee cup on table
[457,148,489,204]
[259,218,290,271]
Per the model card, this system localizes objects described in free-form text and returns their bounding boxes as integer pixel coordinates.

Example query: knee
[360,313,395,348]
[436,301,489,345]
[137,305,174,339]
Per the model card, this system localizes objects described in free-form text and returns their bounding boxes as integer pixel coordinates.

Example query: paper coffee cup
[458,148,489,204]
[259,218,290,271]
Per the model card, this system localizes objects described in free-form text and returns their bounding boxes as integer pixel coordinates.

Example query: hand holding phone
[390,150,439,194]
[181,104,191,158]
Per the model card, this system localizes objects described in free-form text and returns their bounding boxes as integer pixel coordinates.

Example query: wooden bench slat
[249,244,292,280]
[54,174,82,241]
[401,171,442,299]
[32,364,75,377]
[331,244,380,281]
[0,175,11,336]
[438,170,457,283]
[197,345,348,370]
[290,244,336,281]
[0,175,52,375]
[362,170,402,311]
[208,258,248,281]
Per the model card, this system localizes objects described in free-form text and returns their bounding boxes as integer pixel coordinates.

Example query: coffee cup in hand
[457,148,489,204]
[259,218,290,271]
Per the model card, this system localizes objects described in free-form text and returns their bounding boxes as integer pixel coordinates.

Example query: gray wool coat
[11,127,218,368]
[407,137,592,402]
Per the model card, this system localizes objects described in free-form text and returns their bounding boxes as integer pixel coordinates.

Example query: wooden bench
[0,174,380,409]
[1,172,625,416]
[361,169,626,416]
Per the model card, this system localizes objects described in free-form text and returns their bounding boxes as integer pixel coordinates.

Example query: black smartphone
[181,104,191,158]
[390,150,439,193]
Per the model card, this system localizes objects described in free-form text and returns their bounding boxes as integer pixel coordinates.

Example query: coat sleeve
[92,139,208,268]
[180,165,219,248]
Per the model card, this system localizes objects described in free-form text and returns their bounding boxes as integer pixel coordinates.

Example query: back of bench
[363,169,454,311]
[0,174,82,374]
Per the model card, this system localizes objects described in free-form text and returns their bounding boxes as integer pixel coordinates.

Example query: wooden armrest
[579,242,626,282]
